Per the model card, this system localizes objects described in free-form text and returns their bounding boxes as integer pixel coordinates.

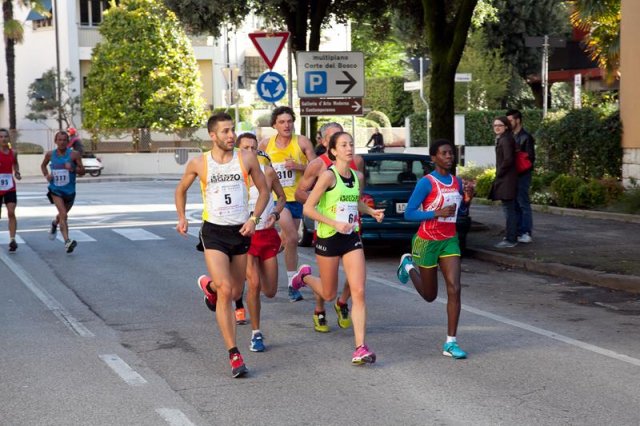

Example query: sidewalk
[466,203,640,294]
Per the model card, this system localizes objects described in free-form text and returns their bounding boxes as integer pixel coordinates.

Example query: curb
[467,247,640,295]
[531,205,640,224]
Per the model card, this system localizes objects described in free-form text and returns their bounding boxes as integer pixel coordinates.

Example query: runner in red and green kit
[396,139,474,359]
[0,128,21,252]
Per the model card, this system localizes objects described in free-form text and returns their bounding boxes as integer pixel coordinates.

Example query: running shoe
[396,253,414,284]
[48,221,58,240]
[291,264,312,290]
[351,344,376,365]
[313,312,330,333]
[249,332,265,352]
[288,286,304,302]
[334,302,352,329]
[230,353,248,378]
[8,239,18,253]
[442,341,467,359]
[235,307,247,325]
[65,239,77,253]
[197,275,217,312]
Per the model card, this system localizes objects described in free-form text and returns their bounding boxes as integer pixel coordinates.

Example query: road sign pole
[420,58,430,148]
[287,39,293,108]
[542,35,549,118]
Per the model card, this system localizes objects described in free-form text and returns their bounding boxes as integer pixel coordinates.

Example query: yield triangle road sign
[249,32,290,69]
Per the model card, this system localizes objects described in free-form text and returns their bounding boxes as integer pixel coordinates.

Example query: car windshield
[364,158,433,186]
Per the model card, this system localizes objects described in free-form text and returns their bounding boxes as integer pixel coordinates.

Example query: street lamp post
[53,0,62,130]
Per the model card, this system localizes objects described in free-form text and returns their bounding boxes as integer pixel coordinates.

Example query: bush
[365,77,413,126]
[456,163,486,181]
[599,177,624,204]
[572,180,607,208]
[537,107,621,180]
[365,110,391,128]
[613,186,640,214]
[15,142,44,154]
[475,168,496,198]
[550,174,584,207]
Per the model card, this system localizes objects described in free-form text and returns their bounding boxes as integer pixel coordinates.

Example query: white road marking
[113,228,164,241]
[15,203,203,219]
[0,232,25,244]
[0,250,94,337]
[299,252,640,368]
[99,354,147,386]
[55,229,97,242]
[155,408,196,426]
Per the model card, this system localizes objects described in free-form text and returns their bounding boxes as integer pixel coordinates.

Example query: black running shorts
[315,231,363,257]
[200,221,251,259]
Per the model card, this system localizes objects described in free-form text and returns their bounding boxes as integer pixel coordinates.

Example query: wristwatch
[250,215,261,225]
[271,211,280,221]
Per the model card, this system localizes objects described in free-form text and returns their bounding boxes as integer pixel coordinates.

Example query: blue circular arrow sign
[256,71,287,103]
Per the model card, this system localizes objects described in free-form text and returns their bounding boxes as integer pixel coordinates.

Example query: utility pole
[53,0,62,130]
[419,57,430,148]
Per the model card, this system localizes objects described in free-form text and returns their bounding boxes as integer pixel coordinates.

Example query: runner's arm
[297,135,316,167]
[404,177,436,221]
[357,171,384,222]
[13,151,21,180]
[174,158,199,235]
[239,151,269,236]
[72,151,85,176]
[303,170,335,227]
[264,166,286,229]
[294,158,322,203]
[40,152,52,181]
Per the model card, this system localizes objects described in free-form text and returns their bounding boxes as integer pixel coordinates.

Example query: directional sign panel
[256,71,286,103]
[300,98,364,116]
[296,51,365,98]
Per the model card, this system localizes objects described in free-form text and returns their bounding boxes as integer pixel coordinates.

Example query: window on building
[32,17,53,29]
[79,0,118,26]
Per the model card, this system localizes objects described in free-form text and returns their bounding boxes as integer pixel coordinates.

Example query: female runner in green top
[292,131,385,365]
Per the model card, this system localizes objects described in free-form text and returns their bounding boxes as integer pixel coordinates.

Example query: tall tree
[569,0,620,82]
[392,0,478,144]
[82,0,206,134]
[2,0,48,135]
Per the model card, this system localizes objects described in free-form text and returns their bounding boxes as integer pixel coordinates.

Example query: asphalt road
[2,180,640,426]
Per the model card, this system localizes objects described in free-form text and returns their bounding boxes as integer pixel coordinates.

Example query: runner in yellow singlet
[258,106,316,302]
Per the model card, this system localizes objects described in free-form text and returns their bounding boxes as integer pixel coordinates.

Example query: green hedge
[537,107,622,179]
[408,109,544,147]
[365,77,413,127]
[15,142,44,154]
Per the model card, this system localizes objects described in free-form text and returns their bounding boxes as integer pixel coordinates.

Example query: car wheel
[297,220,313,247]
[89,170,101,177]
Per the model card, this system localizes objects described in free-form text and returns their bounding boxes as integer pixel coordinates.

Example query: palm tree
[2,0,48,137]
[569,0,620,82]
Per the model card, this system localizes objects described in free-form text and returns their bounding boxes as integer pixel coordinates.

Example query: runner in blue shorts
[396,139,474,359]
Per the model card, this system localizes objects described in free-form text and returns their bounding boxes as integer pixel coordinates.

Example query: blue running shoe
[288,286,304,302]
[397,253,414,284]
[442,341,467,359]
[250,332,265,352]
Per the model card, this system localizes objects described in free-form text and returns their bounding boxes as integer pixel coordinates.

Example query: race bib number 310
[273,163,295,188]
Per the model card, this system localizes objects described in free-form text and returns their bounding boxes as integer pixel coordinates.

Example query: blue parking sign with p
[305,71,327,94]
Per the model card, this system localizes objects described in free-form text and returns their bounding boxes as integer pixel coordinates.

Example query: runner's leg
[203,249,238,350]
[341,249,366,347]
[438,256,462,337]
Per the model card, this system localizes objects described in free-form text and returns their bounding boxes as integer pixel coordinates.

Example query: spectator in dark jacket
[489,116,518,248]
[507,109,535,243]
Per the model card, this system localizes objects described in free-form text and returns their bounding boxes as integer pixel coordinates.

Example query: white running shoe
[518,233,532,243]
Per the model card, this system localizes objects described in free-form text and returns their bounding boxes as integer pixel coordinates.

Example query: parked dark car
[298,153,471,250]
